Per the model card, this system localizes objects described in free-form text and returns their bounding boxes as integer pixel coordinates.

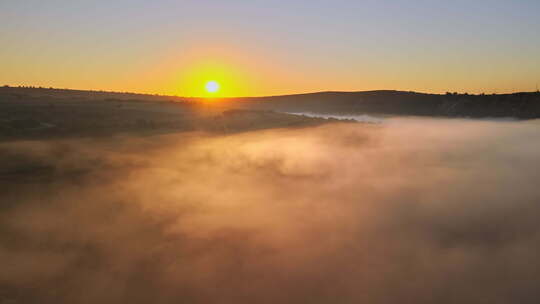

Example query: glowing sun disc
[205,81,220,93]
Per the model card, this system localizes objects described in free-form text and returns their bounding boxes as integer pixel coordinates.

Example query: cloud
[1,118,540,303]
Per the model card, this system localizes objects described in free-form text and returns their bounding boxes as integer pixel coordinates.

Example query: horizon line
[2,84,538,99]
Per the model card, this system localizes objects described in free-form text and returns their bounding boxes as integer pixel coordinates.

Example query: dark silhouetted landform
[3,86,540,119]
[0,86,337,141]
[2,86,540,140]
[229,90,540,119]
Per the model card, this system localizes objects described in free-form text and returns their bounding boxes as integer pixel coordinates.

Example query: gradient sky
[1,0,539,96]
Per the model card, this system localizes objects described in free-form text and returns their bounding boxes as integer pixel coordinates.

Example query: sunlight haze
[1,0,539,96]
[2,2,540,303]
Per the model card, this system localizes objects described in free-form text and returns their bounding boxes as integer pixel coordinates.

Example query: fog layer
[285,112,383,123]
[1,118,540,303]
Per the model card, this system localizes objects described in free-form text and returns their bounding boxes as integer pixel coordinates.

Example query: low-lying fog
[285,112,520,124]
[1,117,540,303]
[285,112,384,123]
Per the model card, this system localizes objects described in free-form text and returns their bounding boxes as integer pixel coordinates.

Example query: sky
[1,0,539,97]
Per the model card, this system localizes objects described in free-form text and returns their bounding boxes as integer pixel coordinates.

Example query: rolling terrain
[4,86,540,120]
[228,90,540,118]
[2,86,540,141]
[0,87,331,141]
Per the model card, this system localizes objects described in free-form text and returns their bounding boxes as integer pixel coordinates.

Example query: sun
[205,81,220,94]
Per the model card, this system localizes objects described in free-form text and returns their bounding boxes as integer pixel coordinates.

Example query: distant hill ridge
[2,86,540,119]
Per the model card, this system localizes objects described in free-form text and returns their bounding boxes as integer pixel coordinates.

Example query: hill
[225,90,540,119]
[0,86,332,141]
[3,86,540,120]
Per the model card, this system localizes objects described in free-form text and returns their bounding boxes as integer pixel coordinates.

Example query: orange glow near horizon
[157,54,255,98]
[2,1,539,98]
[4,43,538,98]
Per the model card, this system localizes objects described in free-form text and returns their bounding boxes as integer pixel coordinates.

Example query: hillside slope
[228,90,540,118]
[3,86,540,119]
